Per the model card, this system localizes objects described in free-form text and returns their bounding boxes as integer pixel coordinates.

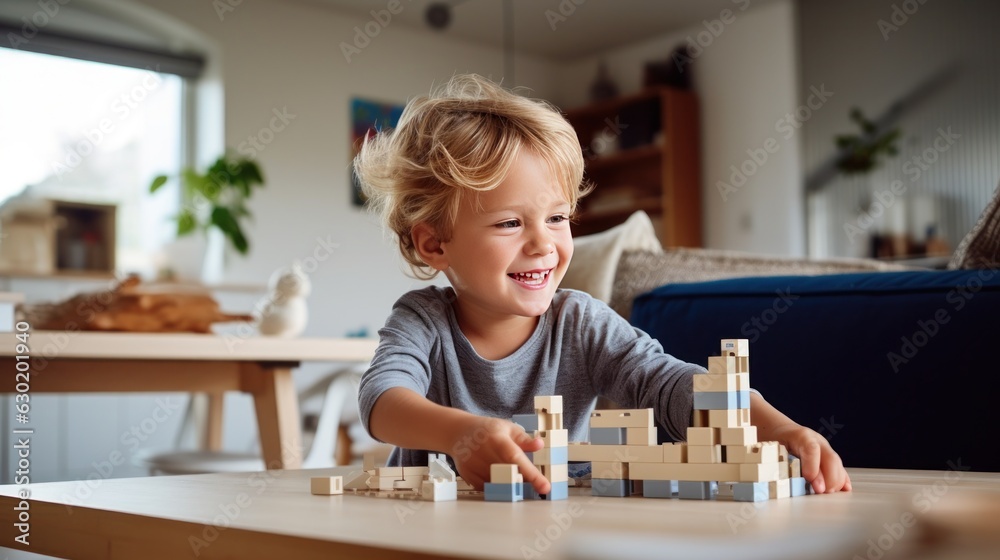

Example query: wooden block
[778,444,788,463]
[534,395,563,414]
[662,442,688,463]
[693,373,748,393]
[567,443,663,463]
[538,412,565,432]
[687,444,723,464]
[769,478,791,499]
[778,461,789,480]
[540,463,568,483]
[739,462,780,482]
[539,429,568,448]
[686,427,719,445]
[720,339,749,357]
[490,464,519,484]
[373,466,428,477]
[737,356,749,374]
[590,427,626,445]
[727,442,779,464]
[532,445,568,465]
[363,452,376,472]
[719,426,757,446]
[790,457,802,478]
[709,408,750,428]
[310,476,343,495]
[589,409,654,428]
[591,461,629,479]
[630,462,741,482]
[707,356,737,374]
[626,427,657,446]
[692,409,709,427]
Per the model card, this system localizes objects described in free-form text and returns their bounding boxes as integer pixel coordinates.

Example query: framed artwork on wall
[350,97,404,207]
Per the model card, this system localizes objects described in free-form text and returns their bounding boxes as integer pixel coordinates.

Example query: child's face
[439,150,574,320]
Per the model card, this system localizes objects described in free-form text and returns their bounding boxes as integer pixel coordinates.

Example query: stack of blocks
[569,339,812,502]
[495,395,569,501]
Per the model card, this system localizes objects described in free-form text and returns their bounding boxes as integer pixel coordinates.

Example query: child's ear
[412,222,448,271]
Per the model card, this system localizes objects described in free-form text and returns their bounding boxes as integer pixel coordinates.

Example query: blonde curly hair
[353,74,590,279]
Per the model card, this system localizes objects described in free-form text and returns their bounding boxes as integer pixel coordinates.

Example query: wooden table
[0,467,998,559]
[0,332,377,469]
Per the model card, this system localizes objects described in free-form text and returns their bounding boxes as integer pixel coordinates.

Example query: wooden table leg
[243,364,302,469]
[203,393,225,452]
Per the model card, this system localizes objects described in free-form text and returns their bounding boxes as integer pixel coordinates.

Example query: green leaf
[210,206,249,255]
[177,209,197,236]
[149,175,169,193]
[240,161,264,186]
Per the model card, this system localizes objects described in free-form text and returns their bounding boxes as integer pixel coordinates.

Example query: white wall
[552,0,804,256]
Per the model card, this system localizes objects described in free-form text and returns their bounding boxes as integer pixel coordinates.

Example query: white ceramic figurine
[257,262,310,337]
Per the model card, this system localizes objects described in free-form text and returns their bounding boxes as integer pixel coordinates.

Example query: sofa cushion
[949,183,1000,269]
[609,248,909,319]
[631,269,1000,471]
[562,211,662,302]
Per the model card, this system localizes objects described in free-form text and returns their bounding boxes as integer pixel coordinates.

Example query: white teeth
[511,270,550,284]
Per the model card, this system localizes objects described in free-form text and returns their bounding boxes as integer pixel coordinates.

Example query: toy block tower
[511,396,568,500]
[586,408,656,497]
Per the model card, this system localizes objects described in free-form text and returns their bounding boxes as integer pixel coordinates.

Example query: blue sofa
[632,269,1000,472]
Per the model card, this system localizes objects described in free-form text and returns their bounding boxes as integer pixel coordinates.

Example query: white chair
[142,365,364,475]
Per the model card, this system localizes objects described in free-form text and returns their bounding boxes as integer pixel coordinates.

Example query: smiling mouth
[508,269,552,286]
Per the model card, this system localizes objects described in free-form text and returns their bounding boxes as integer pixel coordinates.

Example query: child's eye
[496,219,521,229]
[548,214,568,224]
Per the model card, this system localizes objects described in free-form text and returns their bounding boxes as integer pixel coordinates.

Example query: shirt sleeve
[357,297,439,441]
[581,295,703,441]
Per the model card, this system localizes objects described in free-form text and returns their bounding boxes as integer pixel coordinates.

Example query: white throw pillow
[561,211,663,302]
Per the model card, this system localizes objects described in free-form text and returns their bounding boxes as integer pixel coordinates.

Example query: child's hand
[450,416,550,495]
[769,423,852,494]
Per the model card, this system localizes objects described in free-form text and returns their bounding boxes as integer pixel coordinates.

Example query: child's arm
[369,387,550,494]
[749,392,852,493]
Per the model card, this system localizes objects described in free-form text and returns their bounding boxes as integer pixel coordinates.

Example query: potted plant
[835,108,901,175]
[150,153,264,281]
[150,153,264,254]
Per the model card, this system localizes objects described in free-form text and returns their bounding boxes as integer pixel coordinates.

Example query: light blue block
[642,479,678,499]
[592,478,631,497]
[678,481,714,500]
[484,482,523,502]
[589,427,626,445]
[694,391,750,410]
[733,482,769,502]
[512,413,538,432]
[790,477,807,497]
[526,480,568,501]
[536,445,568,465]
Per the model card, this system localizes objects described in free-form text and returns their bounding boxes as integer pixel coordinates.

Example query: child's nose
[525,229,555,255]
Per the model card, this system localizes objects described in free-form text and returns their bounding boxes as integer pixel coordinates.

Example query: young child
[354,74,851,496]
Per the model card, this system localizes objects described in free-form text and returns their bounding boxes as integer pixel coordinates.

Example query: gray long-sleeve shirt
[358,286,701,467]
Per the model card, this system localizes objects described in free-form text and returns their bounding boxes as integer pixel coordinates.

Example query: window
[0,47,185,275]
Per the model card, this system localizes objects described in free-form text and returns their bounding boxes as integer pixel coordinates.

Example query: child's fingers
[820,455,847,492]
[811,470,827,494]
[511,453,551,495]
[513,432,544,453]
[843,472,853,492]
[797,439,822,482]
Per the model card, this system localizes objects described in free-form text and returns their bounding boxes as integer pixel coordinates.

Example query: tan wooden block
[727,442,779,464]
[374,466,429,478]
[692,409,709,427]
[567,443,663,463]
[707,356,737,374]
[538,412,564,432]
[719,426,757,446]
[540,463,568,483]
[589,409,654,428]
[686,427,719,445]
[490,464,519,484]
[778,444,788,463]
[693,373,748,393]
[626,426,657,446]
[790,457,802,478]
[591,461,629,479]
[708,408,750,428]
[778,461,789,480]
[687,444,723,464]
[539,429,568,448]
[769,478,791,499]
[662,442,688,463]
[310,476,343,495]
[630,462,741,482]
[720,339,749,357]
[534,395,563,414]
[737,356,749,374]
[740,462,780,482]
[533,445,567,465]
